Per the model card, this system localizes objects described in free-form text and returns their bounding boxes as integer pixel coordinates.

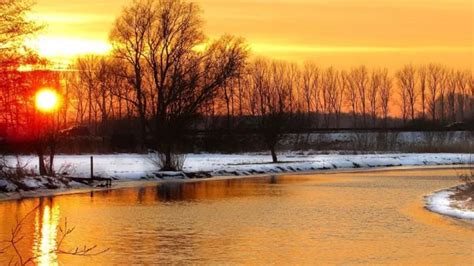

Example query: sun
[35,89,60,113]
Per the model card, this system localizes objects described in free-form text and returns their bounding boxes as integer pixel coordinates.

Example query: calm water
[0,168,473,265]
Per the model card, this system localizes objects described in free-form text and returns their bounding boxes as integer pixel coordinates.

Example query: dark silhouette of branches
[1,206,109,265]
[55,219,110,257]
[0,0,43,67]
[249,59,297,163]
[397,65,417,122]
[0,205,39,265]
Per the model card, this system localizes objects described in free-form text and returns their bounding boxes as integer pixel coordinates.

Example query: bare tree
[320,67,344,128]
[396,65,417,121]
[369,69,381,127]
[427,64,445,122]
[75,56,100,132]
[352,66,369,127]
[118,0,248,170]
[446,70,457,122]
[321,67,338,128]
[110,0,154,148]
[333,71,345,128]
[343,70,358,128]
[439,70,447,122]
[379,69,392,128]
[301,62,320,127]
[0,0,42,66]
[470,73,474,117]
[398,79,409,124]
[249,59,295,163]
[456,70,469,121]
[418,66,428,120]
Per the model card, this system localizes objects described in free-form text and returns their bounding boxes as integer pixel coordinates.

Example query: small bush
[459,159,474,189]
[0,156,34,181]
[149,152,186,171]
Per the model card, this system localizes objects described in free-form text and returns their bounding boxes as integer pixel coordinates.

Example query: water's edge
[425,185,474,220]
[1,164,471,203]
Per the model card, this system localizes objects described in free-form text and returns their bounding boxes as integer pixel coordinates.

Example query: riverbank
[1,152,471,196]
[0,152,471,201]
[4,152,472,179]
[0,161,471,202]
[425,185,474,220]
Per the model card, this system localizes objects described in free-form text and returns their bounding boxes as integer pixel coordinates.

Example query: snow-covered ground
[5,152,471,180]
[425,186,474,220]
[0,152,472,198]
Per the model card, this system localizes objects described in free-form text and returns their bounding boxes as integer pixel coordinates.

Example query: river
[0,167,472,265]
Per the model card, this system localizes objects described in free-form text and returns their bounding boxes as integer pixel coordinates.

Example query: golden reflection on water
[33,201,60,266]
[0,168,472,265]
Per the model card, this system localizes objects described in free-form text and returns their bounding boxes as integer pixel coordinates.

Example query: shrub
[149,152,186,171]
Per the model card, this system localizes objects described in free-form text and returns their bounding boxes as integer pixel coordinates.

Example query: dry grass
[451,162,474,211]
[451,186,474,211]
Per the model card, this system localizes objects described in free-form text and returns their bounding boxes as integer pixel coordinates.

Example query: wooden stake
[90,156,94,179]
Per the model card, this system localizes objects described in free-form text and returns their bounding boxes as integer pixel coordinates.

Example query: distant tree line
[0,0,473,168]
[62,52,473,163]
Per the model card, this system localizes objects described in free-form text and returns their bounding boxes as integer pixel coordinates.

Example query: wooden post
[90,156,94,179]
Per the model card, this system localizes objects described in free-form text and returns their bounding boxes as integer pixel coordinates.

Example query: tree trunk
[270,146,278,163]
[163,145,173,171]
[49,144,55,177]
[38,152,47,176]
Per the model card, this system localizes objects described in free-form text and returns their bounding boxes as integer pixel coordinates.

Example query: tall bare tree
[470,74,474,117]
[0,0,42,65]
[343,70,358,128]
[446,70,458,122]
[352,66,369,127]
[427,64,445,122]
[117,0,248,170]
[455,70,469,121]
[249,59,295,163]
[110,0,154,148]
[369,69,381,127]
[379,69,392,128]
[396,65,417,121]
[418,66,428,120]
[301,62,320,127]
[321,67,338,128]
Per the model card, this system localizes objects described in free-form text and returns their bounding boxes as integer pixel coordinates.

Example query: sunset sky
[29,0,473,68]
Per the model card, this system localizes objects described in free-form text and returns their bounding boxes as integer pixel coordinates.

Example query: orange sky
[29,0,473,69]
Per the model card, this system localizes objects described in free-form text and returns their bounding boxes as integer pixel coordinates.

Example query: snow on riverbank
[0,152,471,198]
[425,186,474,220]
[5,152,471,180]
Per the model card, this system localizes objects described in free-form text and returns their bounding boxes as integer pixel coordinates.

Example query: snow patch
[425,187,474,220]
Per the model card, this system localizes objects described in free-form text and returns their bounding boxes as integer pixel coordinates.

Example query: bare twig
[55,218,110,257]
[2,206,109,265]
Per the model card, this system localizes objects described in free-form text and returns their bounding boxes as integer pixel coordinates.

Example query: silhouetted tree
[427,64,444,122]
[369,69,381,127]
[249,59,295,163]
[110,0,154,148]
[0,0,42,66]
[397,65,417,121]
[379,69,392,128]
[352,66,369,127]
[113,0,248,170]
[301,62,320,127]
[418,66,428,120]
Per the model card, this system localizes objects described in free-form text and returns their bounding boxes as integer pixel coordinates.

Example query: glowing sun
[35,89,60,113]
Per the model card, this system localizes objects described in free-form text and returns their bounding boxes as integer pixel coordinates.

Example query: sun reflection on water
[33,202,60,266]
